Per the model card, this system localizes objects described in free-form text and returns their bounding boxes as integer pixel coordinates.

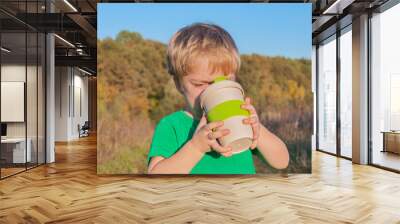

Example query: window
[317,35,337,154]
[339,26,352,158]
[0,1,46,179]
[370,2,400,171]
[390,74,400,130]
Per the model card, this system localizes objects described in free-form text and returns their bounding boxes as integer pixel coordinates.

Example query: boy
[147,23,289,174]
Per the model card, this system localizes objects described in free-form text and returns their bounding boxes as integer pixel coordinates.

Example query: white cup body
[200,80,253,154]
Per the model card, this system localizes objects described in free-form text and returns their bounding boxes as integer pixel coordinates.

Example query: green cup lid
[213,76,227,83]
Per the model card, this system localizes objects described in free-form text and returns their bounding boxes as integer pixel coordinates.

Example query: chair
[78,121,90,138]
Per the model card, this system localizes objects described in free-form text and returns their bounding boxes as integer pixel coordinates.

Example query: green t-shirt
[147,110,256,174]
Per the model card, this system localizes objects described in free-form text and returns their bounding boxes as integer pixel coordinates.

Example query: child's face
[178,58,235,118]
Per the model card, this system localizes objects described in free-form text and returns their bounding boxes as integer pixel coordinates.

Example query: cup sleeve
[147,119,179,166]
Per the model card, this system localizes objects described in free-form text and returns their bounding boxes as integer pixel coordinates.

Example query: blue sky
[98,3,311,59]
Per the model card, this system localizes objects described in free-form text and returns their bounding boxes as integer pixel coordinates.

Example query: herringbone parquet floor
[0,134,399,223]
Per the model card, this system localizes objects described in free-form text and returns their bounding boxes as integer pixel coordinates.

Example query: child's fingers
[241,104,257,115]
[207,128,230,140]
[206,120,224,130]
[242,116,258,124]
[221,150,233,157]
[245,97,251,105]
[210,142,231,154]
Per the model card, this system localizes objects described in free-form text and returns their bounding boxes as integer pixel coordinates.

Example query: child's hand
[191,114,233,157]
[241,97,260,149]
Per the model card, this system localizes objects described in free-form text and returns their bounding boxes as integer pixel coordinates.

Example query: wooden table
[0,138,32,165]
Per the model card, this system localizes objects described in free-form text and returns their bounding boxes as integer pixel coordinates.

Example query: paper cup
[200,77,253,154]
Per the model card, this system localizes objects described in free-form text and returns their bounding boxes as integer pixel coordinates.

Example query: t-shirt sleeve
[147,119,179,165]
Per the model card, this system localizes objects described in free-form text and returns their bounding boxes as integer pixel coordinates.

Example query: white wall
[1,65,26,140]
[1,82,25,122]
[54,66,89,141]
[72,72,89,138]
[1,65,38,138]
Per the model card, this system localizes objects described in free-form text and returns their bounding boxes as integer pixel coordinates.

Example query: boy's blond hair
[167,23,240,84]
